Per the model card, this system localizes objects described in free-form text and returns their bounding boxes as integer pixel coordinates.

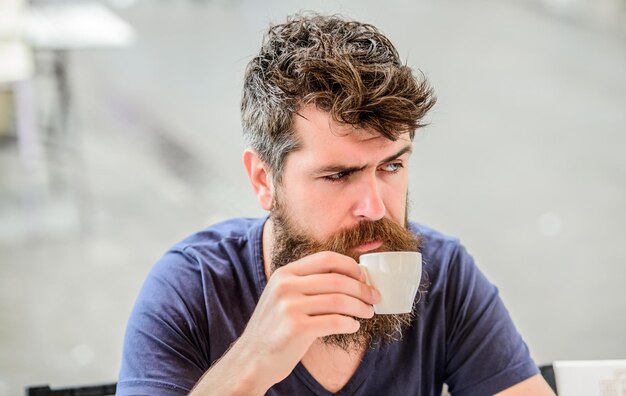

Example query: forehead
[288,105,411,164]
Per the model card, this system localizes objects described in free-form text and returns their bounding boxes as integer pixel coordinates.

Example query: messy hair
[241,13,436,182]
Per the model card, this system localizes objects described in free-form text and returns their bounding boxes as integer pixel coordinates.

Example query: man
[117,13,554,395]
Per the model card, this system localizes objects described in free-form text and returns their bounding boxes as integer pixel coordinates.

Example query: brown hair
[241,13,436,182]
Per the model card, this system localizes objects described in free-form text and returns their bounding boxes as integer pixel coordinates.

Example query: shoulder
[408,222,486,301]
[175,217,265,251]
[156,217,264,268]
[409,222,461,251]
[408,222,468,272]
[145,217,265,294]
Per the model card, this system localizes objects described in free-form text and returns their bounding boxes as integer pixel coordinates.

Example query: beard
[269,201,424,352]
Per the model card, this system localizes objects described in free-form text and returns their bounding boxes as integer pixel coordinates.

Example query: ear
[243,149,274,211]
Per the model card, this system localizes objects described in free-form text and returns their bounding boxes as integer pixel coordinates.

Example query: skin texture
[189,105,555,395]
[495,374,556,395]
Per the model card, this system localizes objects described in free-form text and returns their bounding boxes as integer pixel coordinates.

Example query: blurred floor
[1,0,625,394]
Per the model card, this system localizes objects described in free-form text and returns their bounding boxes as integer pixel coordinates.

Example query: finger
[285,251,364,281]
[295,273,380,304]
[305,314,361,339]
[299,293,375,318]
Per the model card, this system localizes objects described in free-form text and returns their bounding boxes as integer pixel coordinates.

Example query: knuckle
[327,274,343,290]
[328,294,346,310]
[271,278,291,298]
[277,299,296,316]
[272,266,287,278]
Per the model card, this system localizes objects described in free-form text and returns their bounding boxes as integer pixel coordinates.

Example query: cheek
[384,181,408,222]
[388,198,406,223]
[295,192,350,240]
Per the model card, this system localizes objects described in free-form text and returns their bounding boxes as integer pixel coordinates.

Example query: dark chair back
[539,364,558,394]
[26,383,117,396]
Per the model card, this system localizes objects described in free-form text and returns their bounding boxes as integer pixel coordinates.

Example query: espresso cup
[359,251,422,314]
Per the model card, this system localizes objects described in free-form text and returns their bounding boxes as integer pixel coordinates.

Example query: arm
[442,243,545,395]
[189,251,380,395]
[495,374,555,395]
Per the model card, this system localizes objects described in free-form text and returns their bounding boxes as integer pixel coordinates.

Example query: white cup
[359,251,422,314]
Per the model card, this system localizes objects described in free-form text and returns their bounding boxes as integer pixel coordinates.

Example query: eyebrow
[314,145,413,175]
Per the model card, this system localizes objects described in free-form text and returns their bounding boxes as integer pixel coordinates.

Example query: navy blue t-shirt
[117,218,538,395]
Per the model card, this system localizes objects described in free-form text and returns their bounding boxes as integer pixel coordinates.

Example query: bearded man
[116,13,555,396]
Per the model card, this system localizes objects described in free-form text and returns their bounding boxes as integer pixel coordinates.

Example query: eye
[323,170,352,183]
[380,162,404,173]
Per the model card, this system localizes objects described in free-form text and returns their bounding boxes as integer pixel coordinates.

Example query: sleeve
[443,243,539,396]
[116,250,210,396]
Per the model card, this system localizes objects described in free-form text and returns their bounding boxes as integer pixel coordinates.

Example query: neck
[262,218,274,281]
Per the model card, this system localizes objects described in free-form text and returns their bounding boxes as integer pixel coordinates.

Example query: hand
[236,251,381,390]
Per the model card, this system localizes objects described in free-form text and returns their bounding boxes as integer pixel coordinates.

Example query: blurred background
[1,0,625,394]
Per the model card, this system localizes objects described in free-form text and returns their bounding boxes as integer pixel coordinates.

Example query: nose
[352,175,386,221]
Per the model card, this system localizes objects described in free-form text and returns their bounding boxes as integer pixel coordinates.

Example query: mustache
[270,215,420,272]
[321,217,419,258]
